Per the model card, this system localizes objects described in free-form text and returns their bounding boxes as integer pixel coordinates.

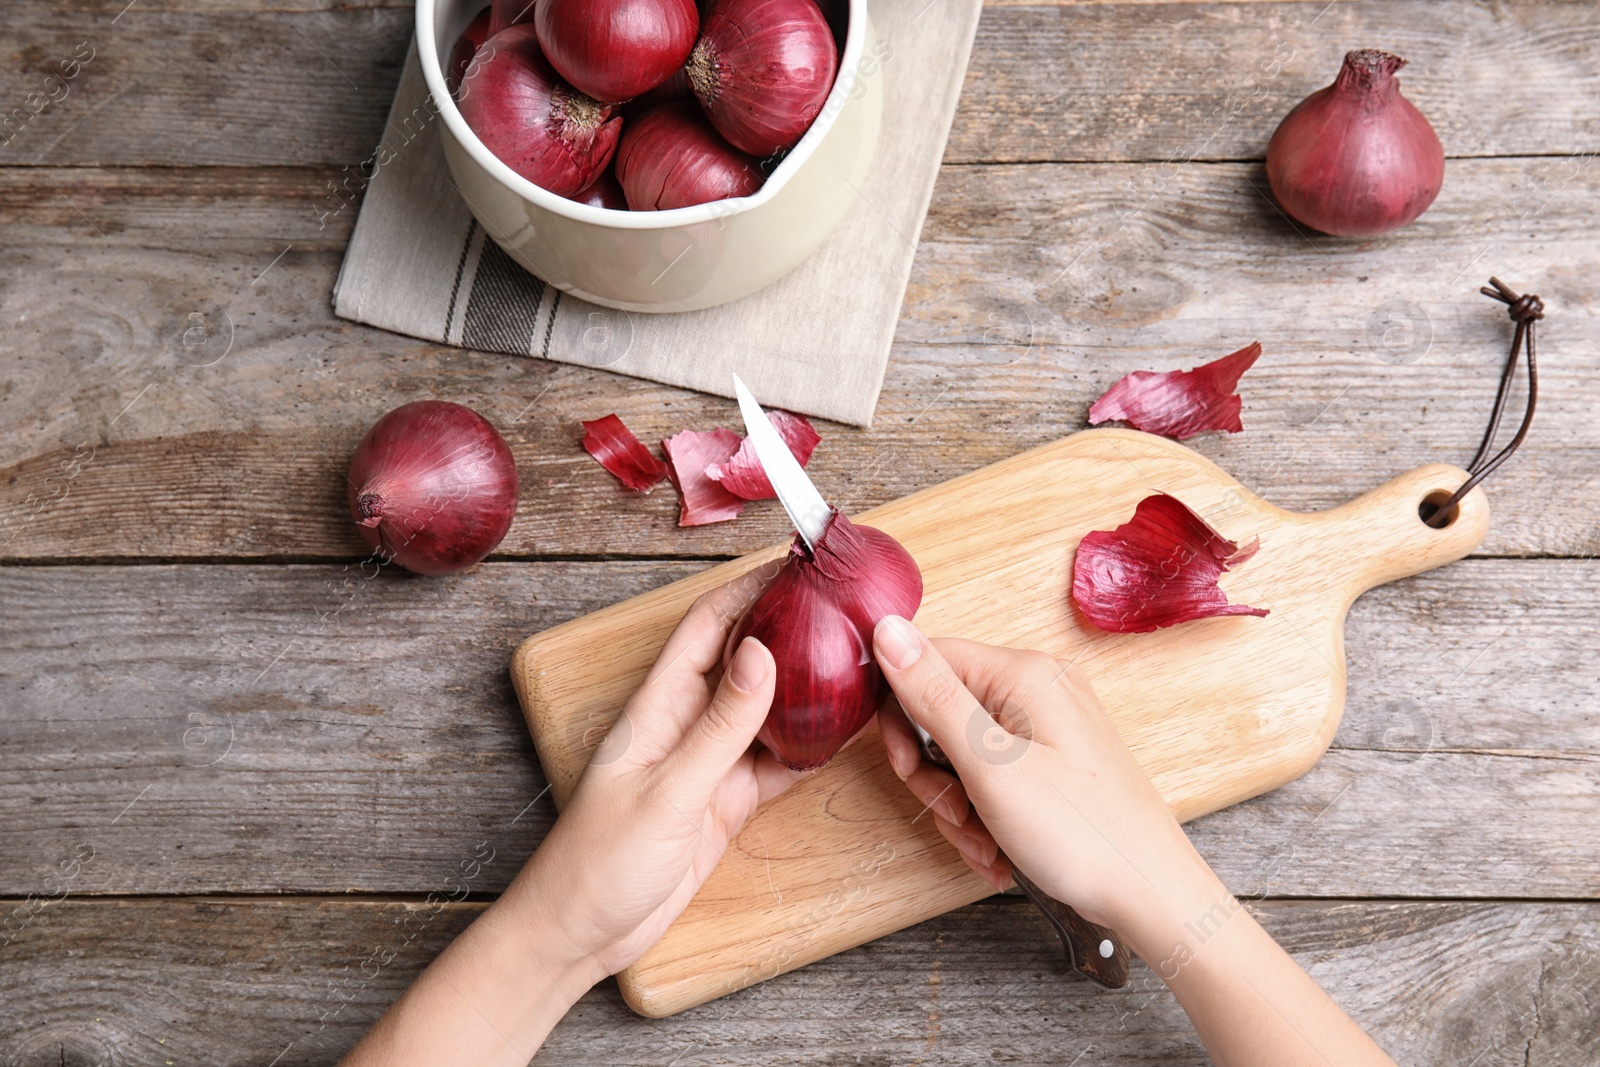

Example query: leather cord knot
[1423,278,1541,528]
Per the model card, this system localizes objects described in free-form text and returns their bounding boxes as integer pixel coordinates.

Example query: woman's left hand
[522,568,804,981]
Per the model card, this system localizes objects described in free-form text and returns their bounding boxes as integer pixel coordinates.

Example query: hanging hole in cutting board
[1418,489,1460,528]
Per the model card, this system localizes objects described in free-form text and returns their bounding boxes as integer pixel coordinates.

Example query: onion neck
[1334,49,1405,110]
[554,85,609,132]
[686,40,720,104]
[355,491,386,529]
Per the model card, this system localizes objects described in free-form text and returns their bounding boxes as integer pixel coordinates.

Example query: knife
[732,374,1130,989]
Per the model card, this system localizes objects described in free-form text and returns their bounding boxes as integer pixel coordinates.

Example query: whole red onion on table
[687,0,839,156]
[1266,49,1444,237]
[615,102,763,209]
[536,0,700,104]
[347,401,519,576]
[455,25,622,197]
[727,510,923,771]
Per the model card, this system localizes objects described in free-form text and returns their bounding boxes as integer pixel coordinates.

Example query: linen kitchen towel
[332,0,983,426]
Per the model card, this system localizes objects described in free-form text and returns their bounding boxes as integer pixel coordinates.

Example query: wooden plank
[0,559,1596,898]
[0,897,1595,1064]
[5,2,1600,166]
[1,156,1594,562]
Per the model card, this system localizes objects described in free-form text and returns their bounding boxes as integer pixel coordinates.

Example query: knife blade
[732,374,831,551]
[730,374,1130,989]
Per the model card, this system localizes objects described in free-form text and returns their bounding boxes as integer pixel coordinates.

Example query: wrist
[493,856,610,996]
[1115,834,1234,967]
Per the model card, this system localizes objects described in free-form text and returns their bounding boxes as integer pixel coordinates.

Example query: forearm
[342,863,602,1067]
[1122,847,1397,1067]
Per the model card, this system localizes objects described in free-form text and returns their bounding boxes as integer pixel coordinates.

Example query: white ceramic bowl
[416,0,882,313]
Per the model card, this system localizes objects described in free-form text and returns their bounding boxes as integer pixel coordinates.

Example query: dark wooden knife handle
[1011,867,1129,988]
[917,733,1129,988]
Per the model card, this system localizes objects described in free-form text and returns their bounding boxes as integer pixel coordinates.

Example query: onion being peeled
[347,401,519,576]
[1266,49,1444,237]
[615,102,763,209]
[536,0,699,104]
[687,0,838,157]
[456,25,622,197]
[726,510,923,770]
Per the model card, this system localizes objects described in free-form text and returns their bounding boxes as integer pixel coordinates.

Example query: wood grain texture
[513,431,1495,1014]
[3,558,1596,900]
[1,897,1596,1066]
[4,2,1599,167]
[1,158,1594,562]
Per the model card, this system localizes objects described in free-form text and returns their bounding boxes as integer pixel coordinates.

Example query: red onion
[567,169,628,209]
[488,0,537,37]
[456,25,622,198]
[687,0,838,157]
[1266,49,1445,237]
[615,102,763,209]
[726,510,923,770]
[347,401,519,576]
[448,7,493,97]
[536,0,699,104]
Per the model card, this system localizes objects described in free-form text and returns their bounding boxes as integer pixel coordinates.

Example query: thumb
[873,616,991,773]
[663,636,775,800]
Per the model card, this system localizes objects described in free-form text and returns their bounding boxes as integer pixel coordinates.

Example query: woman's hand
[871,615,1210,943]
[871,615,1399,1067]
[344,571,801,1066]
[522,570,804,979]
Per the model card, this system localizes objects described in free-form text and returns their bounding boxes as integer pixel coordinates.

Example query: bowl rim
[415,0,868,230]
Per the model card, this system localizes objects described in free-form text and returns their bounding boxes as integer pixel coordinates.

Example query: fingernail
[887,743,913,781]
[729,637,768,693]
[935,798,966,828]
[955,835,994,868]
[875,615,923,671]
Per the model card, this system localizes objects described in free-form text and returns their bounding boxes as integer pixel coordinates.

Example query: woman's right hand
[872,614,1217,946]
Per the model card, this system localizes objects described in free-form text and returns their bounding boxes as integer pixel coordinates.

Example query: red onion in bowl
[1266,49,1445,237]
[687,0,838,157]
[347,401,519,576]
[456,25,622,198]
[536,0,699,104]
[567,169,629,209]
[448,7,493,97]
[615,102,763,209]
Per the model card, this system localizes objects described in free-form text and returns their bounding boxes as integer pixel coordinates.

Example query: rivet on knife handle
[1011,867,1129,988]
[914,727,1129,989]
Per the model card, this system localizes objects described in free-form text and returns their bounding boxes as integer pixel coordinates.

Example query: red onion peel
[1089,342,1262,440]
[728,510,923,770]
[1071,494,1266,634]
[582,414,669,491]
[347,401,519,576]
[1266,49,1445,237]
[687,0,838,157]
[706,410,820,500]
[456,25,622,198]
[662,427,745,525]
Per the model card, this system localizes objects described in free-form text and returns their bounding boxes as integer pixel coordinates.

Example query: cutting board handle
[1291,462,1490,601]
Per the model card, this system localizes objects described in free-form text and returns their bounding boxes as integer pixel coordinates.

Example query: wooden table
[3,2,1597,1064]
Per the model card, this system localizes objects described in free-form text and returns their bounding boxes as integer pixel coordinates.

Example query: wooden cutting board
[509,428,1489,1016]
